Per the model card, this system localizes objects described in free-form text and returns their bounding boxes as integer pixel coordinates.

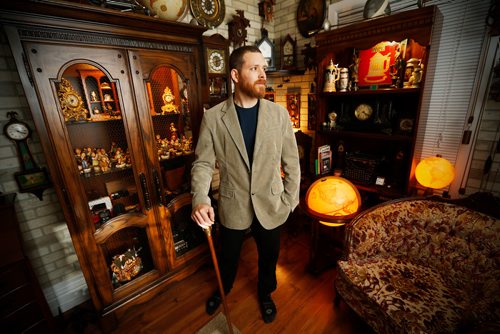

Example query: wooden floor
[91,223,374,334]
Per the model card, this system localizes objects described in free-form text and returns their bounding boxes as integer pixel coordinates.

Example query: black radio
[343,152,382,184]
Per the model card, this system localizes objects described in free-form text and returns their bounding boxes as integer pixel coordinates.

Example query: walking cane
[203,225,234,334]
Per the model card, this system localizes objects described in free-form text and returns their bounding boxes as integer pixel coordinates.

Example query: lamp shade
[305,176,361,225]
[415,156,455,189]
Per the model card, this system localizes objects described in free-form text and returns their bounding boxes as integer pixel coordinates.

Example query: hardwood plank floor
[105,224,375,334]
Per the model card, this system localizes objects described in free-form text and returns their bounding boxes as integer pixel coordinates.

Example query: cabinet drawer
[0,282,36,319]
[0,261,30,297]
[1,301,46,333]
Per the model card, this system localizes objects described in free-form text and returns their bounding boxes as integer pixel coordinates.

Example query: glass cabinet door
[129,50,206,267]
[24,42,166,302]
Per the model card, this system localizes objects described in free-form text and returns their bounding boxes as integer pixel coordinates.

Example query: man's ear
[230,68,239,83]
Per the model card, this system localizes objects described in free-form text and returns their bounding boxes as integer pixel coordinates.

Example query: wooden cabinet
[0,0,209,326]
[314,6,438,201]
[0,193,55,333]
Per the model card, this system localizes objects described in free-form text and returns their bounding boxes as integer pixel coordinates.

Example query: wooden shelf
[266,69,305,77]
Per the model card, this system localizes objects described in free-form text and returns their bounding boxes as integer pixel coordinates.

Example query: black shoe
[205,293,221,315]
[259,295,277,323]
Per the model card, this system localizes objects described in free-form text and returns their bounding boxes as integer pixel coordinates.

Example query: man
[190,45,300,323]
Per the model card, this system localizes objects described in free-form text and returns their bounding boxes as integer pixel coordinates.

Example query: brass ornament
[58,78,88,122]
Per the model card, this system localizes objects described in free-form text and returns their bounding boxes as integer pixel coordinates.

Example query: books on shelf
[317,144,332,175]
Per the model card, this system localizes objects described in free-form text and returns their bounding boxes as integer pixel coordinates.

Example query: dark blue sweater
[235,100,259,166]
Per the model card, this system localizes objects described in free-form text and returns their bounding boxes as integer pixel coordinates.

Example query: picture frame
[296,0,326,38]
[14,168,51,200]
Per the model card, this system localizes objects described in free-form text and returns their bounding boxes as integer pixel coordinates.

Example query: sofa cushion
[337,257,467,333]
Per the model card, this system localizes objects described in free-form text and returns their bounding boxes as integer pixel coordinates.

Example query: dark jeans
[218,218,281,299]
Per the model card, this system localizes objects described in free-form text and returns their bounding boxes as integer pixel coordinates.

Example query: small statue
[169,123,178,141]
[328,112,337,129]
[91,91,98,101]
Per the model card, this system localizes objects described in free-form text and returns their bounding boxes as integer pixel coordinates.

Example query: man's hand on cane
[191,203,215,230]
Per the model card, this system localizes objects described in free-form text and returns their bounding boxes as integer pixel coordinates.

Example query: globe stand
[303,176,362,275]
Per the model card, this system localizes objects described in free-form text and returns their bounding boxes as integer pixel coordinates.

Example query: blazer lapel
[221,97,251,169]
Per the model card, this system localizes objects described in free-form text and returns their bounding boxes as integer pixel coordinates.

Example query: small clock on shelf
[256,29,275,71]
[354,103,373,121]
[281,34,297,70]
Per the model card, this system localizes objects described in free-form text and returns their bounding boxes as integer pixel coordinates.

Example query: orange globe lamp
[305,176,362,226]
[415,155,455,190]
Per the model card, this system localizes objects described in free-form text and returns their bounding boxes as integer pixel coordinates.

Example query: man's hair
[229,45,262,72]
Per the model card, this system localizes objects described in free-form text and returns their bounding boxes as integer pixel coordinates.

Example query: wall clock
[281,34,296,70]
[58,78,88,122]
[296,0,326,38]
[3,111,51,200]
[256,29,275,70]
[190,0,225,28]
[258,0,275,22]
[228,10,250,48]
[203,33,230,107]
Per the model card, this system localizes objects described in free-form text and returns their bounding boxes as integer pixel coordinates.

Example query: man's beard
[240,79,266,99]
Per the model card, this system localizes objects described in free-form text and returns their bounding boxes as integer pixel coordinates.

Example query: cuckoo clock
[258,0,275,22]
[228,10,250,48]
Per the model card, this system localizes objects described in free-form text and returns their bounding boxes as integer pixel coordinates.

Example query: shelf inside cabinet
[266,69,305,77]
[320,87,419,96]
[319,129,413,142]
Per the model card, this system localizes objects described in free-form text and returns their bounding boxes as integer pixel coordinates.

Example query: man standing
[191,45,300,323]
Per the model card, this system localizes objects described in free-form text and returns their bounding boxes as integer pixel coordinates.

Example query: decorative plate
[190,0,225,28]
[296,0,326,38]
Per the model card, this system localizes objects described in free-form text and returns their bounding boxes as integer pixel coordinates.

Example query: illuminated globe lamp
[305,176,362,227]
[415,155,455,195]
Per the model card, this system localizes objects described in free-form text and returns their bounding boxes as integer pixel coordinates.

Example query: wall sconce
[415,155,455,195]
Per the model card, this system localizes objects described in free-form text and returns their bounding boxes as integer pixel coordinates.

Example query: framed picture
[14,168,51,200]
[358,41,401,87]
[286,93,300,128]
[296,0,326,38]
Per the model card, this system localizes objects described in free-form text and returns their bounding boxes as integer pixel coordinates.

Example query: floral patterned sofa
[334,196,500,333]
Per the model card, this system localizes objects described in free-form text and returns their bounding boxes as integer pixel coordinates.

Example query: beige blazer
[191,96,300,230]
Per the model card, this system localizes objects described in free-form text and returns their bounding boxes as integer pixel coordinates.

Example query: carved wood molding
[316,6,436,50]
[17,27,193,53]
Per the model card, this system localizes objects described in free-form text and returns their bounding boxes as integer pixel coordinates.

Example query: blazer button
[251,193,255,196]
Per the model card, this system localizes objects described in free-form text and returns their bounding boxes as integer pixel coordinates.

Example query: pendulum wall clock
[3,111,51,200]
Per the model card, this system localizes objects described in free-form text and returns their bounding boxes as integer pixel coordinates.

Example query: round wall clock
[190,0,225,28]
[207,48,226,74]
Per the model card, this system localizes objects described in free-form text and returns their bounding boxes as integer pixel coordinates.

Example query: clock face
[354,103,373,121]
[5,122,30,141]
[66,93,80,108]
[208,49,225,74]
[284,41,293,55]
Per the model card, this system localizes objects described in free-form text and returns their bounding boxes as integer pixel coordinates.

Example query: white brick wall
[0,28,86,315]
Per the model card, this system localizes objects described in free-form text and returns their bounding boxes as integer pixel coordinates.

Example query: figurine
[91,91,98,101]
